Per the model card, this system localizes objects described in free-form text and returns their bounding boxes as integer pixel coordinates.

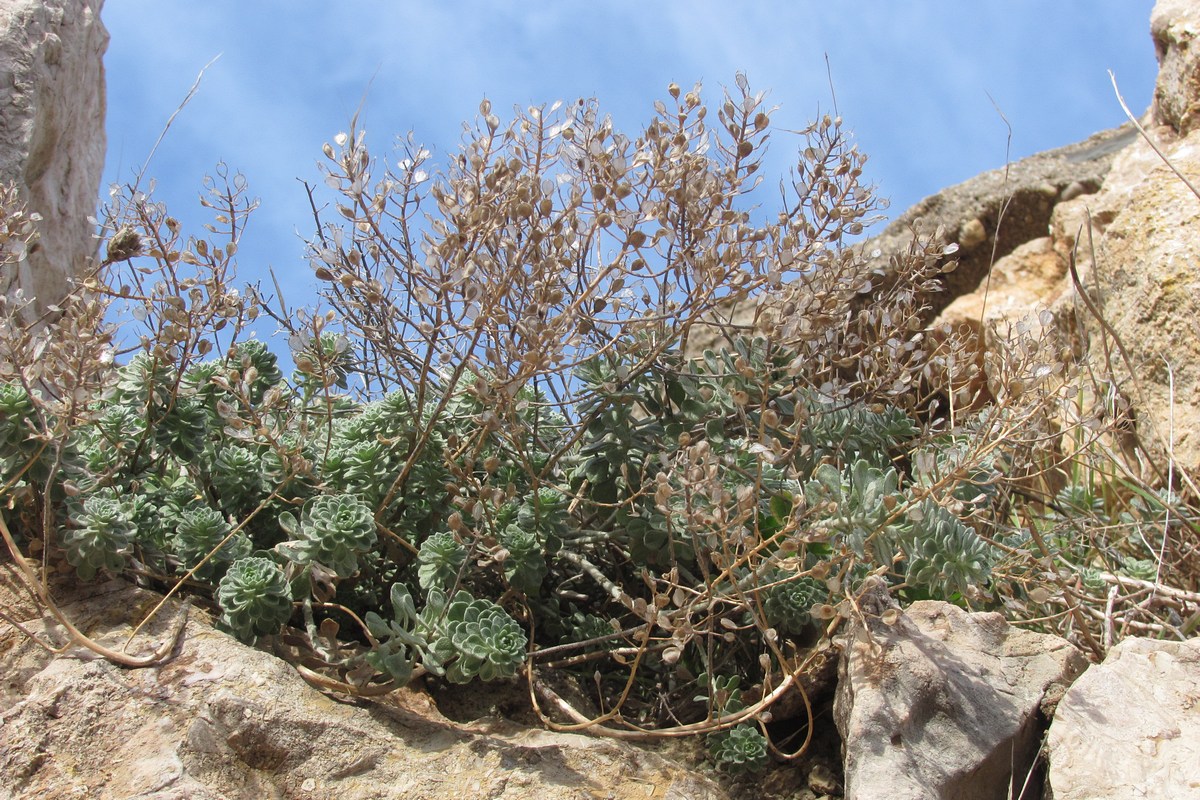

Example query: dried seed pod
[104,227,142,264]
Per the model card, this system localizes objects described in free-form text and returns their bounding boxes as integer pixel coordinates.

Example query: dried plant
[0,74,1196,779]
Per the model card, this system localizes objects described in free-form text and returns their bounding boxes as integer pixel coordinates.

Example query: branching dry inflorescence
[0,76,1195,774]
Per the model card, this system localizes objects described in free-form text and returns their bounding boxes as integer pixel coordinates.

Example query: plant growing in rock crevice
[1,73,1195,780]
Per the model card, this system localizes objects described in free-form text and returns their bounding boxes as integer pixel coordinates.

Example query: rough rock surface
[853,124,1135,323]
[937,236,1066,332]
[686,120,1136,361]
[931,235,1072,409]
[909,0,1200,482]
[834,580,1088,800]
[0,0,107,321]
[1152,0,1200,136]
[0,575,728,800]
[1062,0,1200,479]
[1047,637,1200,800]
[1086,124,1200,476]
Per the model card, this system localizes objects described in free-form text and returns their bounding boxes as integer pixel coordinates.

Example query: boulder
[931,235,1071,410]
[0,576,729,800]
[1047,637,1200,799]
[1051,0,1200,480]
[1152,0,1200,136]
[834,579,1088,800]
[1085,122,1200,478]
[687,121,1136,366]
[854,124,1134,324]
[0,0,107,322]
[928,0,1200,484]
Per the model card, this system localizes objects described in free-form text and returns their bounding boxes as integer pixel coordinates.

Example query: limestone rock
[932,236,1070,408]
[0,0,107,322]
[1152,0,1200,136]
[857,124,1133,324]
[1087,124,1200,477]
[834,580,1088,800]
[0,577,728,800]
[687,123,1135,360]
[924,0,1200,479]
[1019,1,1200,481]
[1047,637,1200,800]
[945,236,1067,329]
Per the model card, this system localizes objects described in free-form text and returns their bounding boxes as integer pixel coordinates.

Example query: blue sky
[101,2,1159,344]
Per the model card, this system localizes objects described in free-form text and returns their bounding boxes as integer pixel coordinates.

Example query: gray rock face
[834,580,1088,800]
[0,0,107,322]
[1048,637,1200,800]
[0,577,728,800]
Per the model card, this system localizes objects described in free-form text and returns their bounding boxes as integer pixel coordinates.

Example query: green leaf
[216,557,293,642]
[769,492,794,523]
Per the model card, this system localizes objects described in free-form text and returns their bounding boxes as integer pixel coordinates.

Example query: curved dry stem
[530,666,801,742]
[294,663,402,697]
[0,515,187,667]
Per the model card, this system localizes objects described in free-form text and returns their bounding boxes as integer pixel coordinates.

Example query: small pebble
[808,762,841,795]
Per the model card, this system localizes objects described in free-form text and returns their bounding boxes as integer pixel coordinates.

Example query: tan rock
[1152,0,1200,135]
[0,577,729,800]
[856,130,1127,325]
[957,218,987,251]
[1087,125,1200,476]
[929,236,1069,409]
[1050,110,1180,280]
[945,236,1066,322]
[686,124,1135,361]
[923,0,1200,474]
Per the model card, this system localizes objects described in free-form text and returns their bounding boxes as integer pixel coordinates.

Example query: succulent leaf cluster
[499,524,547,594]
[0,383,37,458]
[209,445,266,514]
[494,488,564,594]
[708,724,769,773]
[231,339,283,403]
[797,397,919,474]
[430,591,528,683]
[365,585,527,684]
[416,531,467,592]
[292,331,353,391]
[62,493,134,580]
[804,459,905,562]
[173,504,250,580]
[693,673,770,772]
[758,574,825,635]
[903,500,993,598]
[216,556,294,642]
[277,493,377,577]
[364,583,434,684]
